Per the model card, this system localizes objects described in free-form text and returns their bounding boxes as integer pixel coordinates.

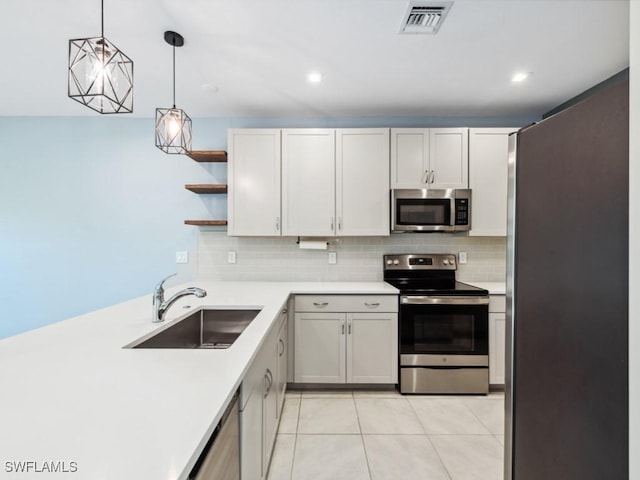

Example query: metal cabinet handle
[264,368,273,398]
[422,170,429,183]
[263,373,270,398]
[331,217,334,231]
[338,217,342,230]
[282,308,288,314]
[276,216,280,231]
[348,318,352,335]
[313,302,329,308]
[429,170,435,184]
[341,319,345,335]
[279,338,285,356]
[364,302,380,308]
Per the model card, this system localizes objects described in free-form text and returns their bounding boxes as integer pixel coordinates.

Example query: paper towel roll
[298,240,328,250]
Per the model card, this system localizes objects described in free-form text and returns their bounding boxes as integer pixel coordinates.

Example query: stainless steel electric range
[383,254,490,395]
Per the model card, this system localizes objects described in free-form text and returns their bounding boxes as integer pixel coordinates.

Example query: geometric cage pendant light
[155,31,192,154]
[68,0,133,114]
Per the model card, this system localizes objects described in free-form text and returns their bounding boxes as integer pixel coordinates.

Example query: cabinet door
[468,128,518,236]
[276,313,288,416]
[228,129,281,236]
[336,129,390,236]
[489,311,506,385]
[262,342,278,476]
[390,128,430,188]
[294,312,346,383]
[429,128,469,188]
[282,129,335,236]
[240,384,263,480]
[346,313,398,383]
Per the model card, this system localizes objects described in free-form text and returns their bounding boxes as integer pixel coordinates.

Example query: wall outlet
[459,251,467,264]
[328,251,337,264]
[227,251,237,264]
[175,251,189,264]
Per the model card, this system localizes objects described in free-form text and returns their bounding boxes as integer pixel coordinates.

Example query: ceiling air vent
[400,1,453,34]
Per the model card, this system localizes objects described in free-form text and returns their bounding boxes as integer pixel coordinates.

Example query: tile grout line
[406,397,454,480]
[288,392,303,480]
[460,398,498,437]
[352,393,374,480]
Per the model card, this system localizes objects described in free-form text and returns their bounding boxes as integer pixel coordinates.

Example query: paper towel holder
[296,236,329,246]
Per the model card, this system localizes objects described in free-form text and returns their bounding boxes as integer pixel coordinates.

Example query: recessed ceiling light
[511,72,531,83]
[307,72,323,84]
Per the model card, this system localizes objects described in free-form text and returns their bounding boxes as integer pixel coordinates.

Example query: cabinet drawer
[489,295,506,313]
[295,295,398,313]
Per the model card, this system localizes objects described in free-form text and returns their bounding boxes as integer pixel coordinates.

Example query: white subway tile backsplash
[196,232,506,282]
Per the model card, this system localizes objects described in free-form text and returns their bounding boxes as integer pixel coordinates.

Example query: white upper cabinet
[336,129,390,236]
[390,129,430,188]
[228,129,281,236]
[429,128,469,188]
[391,128,468,189]
[282,128,390,237]
[468,128,518,236]
[282,129,336,236]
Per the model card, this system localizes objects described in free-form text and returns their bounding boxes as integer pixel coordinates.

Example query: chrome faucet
[152,273,207,323]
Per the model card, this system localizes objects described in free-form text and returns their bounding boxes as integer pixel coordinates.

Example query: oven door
[399,296,489,363]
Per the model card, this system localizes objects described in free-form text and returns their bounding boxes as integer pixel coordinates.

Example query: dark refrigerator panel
[507,80,629,479]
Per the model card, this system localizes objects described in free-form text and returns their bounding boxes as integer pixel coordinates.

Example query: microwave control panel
[454,198,469,225]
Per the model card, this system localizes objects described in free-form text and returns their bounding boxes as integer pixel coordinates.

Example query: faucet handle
[154,273,177,295]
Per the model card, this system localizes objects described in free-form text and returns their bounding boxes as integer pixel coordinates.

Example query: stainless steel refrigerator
[506,79,629,479]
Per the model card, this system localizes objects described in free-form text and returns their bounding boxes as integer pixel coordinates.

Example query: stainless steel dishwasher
[189,393,240,480]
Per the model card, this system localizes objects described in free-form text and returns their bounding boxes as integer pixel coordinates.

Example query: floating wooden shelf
[185,184,228,194]
[184,220,228,226]
[186,150,227,162]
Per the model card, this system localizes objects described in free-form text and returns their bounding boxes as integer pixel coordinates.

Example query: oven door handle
[401,296,490,305]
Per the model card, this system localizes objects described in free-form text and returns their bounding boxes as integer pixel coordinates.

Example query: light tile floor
[267,389,505,480]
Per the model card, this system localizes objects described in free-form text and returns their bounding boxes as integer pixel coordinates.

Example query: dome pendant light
[155,31,192,155]
[68,0,134,114]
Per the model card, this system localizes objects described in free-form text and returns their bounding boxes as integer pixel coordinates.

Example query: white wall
[0,117,218,338]
[629,2,639,478]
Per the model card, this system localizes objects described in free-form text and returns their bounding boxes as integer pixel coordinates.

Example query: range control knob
[393,259,400,265]
[386,259,393,265]
[443,259,449,265]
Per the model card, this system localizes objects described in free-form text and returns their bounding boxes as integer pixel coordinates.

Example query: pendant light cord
[172,42,176,108]
[101,0,104,38]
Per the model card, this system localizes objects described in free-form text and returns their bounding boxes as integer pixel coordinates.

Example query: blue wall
[0,114,536,339]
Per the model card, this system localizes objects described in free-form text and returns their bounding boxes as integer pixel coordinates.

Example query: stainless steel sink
[132,308,261,349]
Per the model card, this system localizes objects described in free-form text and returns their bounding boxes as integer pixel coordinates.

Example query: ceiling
[0,0,630,119]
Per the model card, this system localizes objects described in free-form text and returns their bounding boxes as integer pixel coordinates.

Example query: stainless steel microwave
[391,189,471,233]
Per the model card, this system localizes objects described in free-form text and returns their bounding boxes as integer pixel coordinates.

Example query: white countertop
[0,281,397,480]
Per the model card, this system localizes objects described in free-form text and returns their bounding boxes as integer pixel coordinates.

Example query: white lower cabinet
[240,309,287,480]
[489,295,507,386]
[293,295,398,384]
[276,314,288,415]
[240,381,262,480]
[294,312,346,383]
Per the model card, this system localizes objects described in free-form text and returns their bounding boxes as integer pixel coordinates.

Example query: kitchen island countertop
[0,281,397,480]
